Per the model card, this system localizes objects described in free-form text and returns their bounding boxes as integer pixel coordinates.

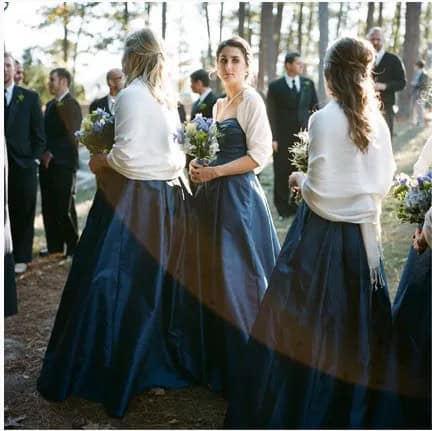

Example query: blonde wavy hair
[122,28,166,104]
[324,37,380,153]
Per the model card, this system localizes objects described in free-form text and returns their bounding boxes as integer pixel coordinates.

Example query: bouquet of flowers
[74,108,114,156]
[289,129,309,173]
[182,114,220,164]
[391,171,432,224]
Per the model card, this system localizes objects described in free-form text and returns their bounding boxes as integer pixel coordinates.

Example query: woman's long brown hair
[324,37,380,153]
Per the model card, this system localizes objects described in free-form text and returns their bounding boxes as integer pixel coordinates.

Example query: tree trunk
[378,2,384,26]
[423,1,432,55]
[203,3,212,65]
[219,2,224,42]
[297,3,304,54]
[306,3,315,57]
[273,2,284,72]
[162,2,167,39]
[71,5,86,96]
[123,2,129,31]
[400,2,422,116]
[391,3,402,53]
[336,2,344,37]
[287,5,297,51]
[145,2,151,26]
[366,2,375,34]
[238,2,246,38]
[318,2,329,105]
[258,3,274,93]
[246,3,252,44]
[62,2,69,64]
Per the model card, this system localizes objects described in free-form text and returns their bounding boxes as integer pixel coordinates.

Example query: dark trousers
[273,148,298,218]
[8,161,37,263]
[39,163,78,255]
[383,103,394,137]
[4,253,17,317]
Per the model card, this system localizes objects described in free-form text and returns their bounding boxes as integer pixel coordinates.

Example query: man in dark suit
[267,52,318,219]
[39,68,82,258]
[4,52,46,273]
[89,68,124,115]
[368,27,406,137]
[190,69,218,119]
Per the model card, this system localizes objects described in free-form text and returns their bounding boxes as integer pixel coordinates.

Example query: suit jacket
[89,95,111,114]
[191,90,218,119]
[45,93,83,170]
[267,76,318,145]
[4,85,45,168]
[373,51,406,108]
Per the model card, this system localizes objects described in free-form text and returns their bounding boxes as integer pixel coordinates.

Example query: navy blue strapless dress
[388,246,431,427]
[171,118,280,398]
[37,169,192,417]
[224,203,393,429]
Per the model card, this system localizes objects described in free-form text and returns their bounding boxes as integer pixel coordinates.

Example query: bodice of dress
[210,118,247,166]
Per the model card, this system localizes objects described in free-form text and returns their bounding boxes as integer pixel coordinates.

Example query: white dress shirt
[297,99,396,277]
[107,78,185,181]
[375,47,386,66]
[108,95,116,114]
[284,74,301,92]
[57,90,70,102]
[199,88,212,104]
[5,82,15,106]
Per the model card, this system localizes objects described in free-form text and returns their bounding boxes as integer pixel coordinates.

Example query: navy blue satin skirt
[224,203,392,429]
[170,172,280,398]
[37,169,192,417]
[388,246,431,427]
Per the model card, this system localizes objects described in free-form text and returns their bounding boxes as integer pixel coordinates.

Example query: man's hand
[272,140,278,152]
[41,151,53,169]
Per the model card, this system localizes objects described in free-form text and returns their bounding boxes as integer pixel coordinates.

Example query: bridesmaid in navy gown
[225,37,396,428]
[185,36,280,398]
[37,29,192,417]
[388,139,432,427]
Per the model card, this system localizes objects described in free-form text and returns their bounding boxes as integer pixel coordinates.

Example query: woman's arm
[189,156,257,183]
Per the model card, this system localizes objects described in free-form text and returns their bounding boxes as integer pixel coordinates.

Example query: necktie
[292,79,298,93]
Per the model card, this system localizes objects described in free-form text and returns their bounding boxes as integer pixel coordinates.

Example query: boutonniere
[56,100,64,107]
[199,103,208,111]
[17,94,25,103]
[303,81,310,88]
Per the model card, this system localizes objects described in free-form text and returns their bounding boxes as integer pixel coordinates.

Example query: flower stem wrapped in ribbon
[392,170,432,225]
[74,108,114,156]
[182,114,220,165]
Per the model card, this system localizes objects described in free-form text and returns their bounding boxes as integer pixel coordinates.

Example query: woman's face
[217,46,248,86]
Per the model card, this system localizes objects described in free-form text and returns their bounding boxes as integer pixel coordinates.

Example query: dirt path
[4,255,226,429]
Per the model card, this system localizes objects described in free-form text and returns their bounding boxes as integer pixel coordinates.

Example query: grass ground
[4,118,431,429]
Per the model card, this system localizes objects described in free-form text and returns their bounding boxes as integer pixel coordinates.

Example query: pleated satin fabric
[171,118,280,399]
[37,169,193,417]
[225,203,393,429]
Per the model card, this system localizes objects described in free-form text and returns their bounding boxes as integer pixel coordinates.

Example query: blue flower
[192,114,212,132]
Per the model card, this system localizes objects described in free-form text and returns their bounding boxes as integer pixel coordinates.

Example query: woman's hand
[189,159,219,184]
[289,171,304,201]
[413,227,428,254]
[89,154,108,174]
